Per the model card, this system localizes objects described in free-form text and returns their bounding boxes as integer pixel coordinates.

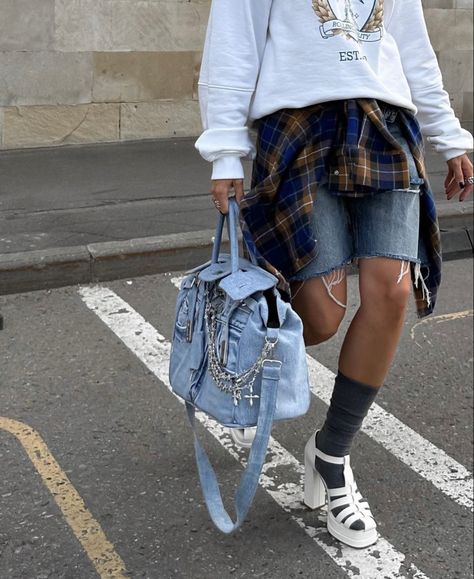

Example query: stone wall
[0,0,472,150]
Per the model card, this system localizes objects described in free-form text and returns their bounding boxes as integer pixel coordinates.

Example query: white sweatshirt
[194,0,474,180]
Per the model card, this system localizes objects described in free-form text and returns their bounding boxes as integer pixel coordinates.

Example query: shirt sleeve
[386,0,473,161]
[194,0,273,180]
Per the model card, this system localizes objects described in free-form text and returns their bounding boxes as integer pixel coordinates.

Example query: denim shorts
[287,113,424,296]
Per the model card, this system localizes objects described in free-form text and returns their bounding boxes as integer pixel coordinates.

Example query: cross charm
[233,391,241,406]
[244,393,260,407]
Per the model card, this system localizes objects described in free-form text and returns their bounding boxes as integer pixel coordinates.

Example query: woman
[194,0,473,548]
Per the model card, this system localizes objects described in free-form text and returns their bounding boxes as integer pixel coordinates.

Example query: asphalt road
[0,257,472,579]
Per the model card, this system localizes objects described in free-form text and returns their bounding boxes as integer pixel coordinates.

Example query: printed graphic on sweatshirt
[312,0,384,43]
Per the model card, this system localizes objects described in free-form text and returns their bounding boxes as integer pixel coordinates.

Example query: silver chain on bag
[203,283,278,406]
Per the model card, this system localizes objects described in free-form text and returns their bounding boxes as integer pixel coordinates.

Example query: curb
[0,230,234,296]
[1,206,473,296]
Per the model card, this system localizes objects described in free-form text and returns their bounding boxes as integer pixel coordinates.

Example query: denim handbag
[168,197,310,533]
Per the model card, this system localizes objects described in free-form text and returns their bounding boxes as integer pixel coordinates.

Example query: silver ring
[466,176,474,185]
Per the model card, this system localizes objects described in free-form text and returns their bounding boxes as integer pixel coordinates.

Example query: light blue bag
[169,197,310,533]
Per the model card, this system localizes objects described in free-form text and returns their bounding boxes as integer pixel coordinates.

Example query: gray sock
[315,369,380,488]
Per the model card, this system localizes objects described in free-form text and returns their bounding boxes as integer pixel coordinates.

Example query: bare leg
[301,257,413,548]
[338,256,412,387]
[290,266,348,347]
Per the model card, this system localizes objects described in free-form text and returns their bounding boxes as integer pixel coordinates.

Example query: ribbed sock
[315,369,380,490]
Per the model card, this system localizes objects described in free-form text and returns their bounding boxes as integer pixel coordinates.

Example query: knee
[303,312,345,346]
[361,277,411,317]
[289,272,347,346]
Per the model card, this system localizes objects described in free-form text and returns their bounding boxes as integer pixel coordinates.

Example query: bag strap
[210,201,237,267]
[185,357,282,534]
[210,200,227,264]
[211,197,259,269]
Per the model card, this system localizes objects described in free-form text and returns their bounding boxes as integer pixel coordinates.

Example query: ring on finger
[466,176,474,185]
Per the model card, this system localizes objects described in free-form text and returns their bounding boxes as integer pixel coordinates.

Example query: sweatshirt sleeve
[194,0,273,180]
[386,0,473,161]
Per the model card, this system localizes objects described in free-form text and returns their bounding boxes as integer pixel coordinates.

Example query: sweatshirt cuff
[211,156,245,180]
[440,148,472,162]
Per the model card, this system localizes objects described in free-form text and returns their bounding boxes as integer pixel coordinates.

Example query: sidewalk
[0,136,473,295]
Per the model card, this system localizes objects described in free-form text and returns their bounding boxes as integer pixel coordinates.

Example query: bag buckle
[262,358,282,368]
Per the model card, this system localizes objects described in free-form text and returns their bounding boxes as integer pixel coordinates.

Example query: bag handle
[211,197,258,270]
[185,357,282,534]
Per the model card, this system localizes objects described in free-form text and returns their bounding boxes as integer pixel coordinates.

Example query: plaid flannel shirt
[239,98,442,319]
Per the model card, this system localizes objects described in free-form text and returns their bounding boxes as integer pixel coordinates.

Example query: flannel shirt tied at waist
[238,98,442,319]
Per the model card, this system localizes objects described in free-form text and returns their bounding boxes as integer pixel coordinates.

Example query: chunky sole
[327,513,378,549]
[303,433,378,549]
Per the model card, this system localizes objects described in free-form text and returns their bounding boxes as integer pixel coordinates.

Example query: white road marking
[79,285,429,579]
[170,275,473,512]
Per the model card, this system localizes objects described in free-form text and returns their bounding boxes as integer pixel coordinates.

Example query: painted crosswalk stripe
[169,274,473,512]
[79,285,429,579]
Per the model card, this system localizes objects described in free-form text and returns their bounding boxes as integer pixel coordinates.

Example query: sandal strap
[330,496,354,509]
[325,470,375,529]
[327,485,351,497]
[314,446,347,464]
[331,499,375,526]
[334,505,356,522]
[327,481,362,498]
[313,433,377,531]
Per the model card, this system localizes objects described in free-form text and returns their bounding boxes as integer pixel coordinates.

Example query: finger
[444,167,454,191]
[459,178,473,201]
[211,180,232,214]
[233,180,245,204]
[446,181,462,200]
[214,197,229,214]
[459,158,474,201]
[220,195,230,214]
[445,177,456,198]
[459,184,473,201]
[445,174,460,197]
[461,156,474,174]
[454,165,466,189]
[446,161,465,200]
[216,188,231,215]
[453,160,465,190]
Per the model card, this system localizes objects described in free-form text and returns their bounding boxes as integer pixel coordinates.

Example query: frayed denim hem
[287,255,354,283]
[288,254,426,310]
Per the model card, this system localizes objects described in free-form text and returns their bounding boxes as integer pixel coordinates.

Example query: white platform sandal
[304,430,378,549]
[229,427,257,448]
